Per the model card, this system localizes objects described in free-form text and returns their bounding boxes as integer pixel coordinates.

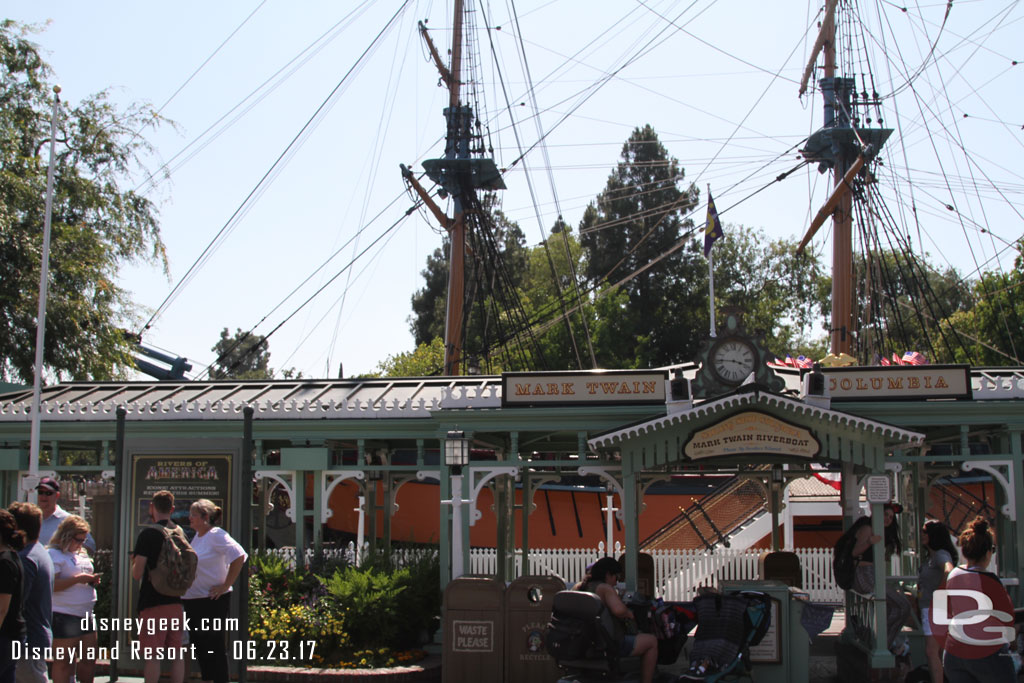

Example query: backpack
[146,523,198,597]
[832,516,871,590]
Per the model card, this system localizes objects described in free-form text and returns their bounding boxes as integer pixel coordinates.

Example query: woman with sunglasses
[48,515,100,683]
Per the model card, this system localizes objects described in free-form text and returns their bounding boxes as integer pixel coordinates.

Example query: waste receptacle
[618,552,655,597]
[504,575,564,682]
[443,577,506,683]
[760,550,803,587]
[721,579,808,683]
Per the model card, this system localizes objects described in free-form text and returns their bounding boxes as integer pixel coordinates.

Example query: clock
[709,337,757,385]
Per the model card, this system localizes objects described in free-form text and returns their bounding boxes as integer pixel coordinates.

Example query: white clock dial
[711,339,757,385]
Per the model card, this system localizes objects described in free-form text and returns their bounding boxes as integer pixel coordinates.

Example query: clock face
[710,338,757,385]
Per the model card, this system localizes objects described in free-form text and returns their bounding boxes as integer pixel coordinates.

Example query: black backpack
[544,591,620,662]
[832,516,871,590]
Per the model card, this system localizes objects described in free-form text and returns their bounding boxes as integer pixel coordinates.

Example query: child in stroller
[678,589,773,683]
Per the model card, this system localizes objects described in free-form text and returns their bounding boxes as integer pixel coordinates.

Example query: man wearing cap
[36,477,96,553]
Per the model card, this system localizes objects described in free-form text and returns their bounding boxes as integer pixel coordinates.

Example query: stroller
[543,590,696,683]
[677,590,772,683]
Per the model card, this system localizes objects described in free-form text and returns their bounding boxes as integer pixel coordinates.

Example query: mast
[797,1,890,359]
[405,2,505,376]
[823,8,853,356]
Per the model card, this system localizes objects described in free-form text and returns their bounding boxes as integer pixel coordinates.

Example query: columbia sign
[929,570,1014,658]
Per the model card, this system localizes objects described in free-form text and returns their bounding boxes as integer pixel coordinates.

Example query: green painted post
[622,451,639,592]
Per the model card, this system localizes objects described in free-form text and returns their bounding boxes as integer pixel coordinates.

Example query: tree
[0,21,169,383]
[942,240,1024,365]
[372,337,446,377]
[853,248,975,363]
[209,328,272,380]
[711,225,831,356]
[407,199,532,372]
[579,125,705,367]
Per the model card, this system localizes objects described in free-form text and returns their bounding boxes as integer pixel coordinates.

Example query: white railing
[470,546,844,604]
[264,544,844,604]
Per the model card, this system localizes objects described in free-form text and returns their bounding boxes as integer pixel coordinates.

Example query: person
[573,557,658,683]
[182,499,247,683]
[36,478,96,552]
[8,502,53,683]
[851,503,913,657]
[917,520,957,683]
[48,515,99,683]
[0,510,27,683]
[132,490,188,683]
[940,516,1016,683]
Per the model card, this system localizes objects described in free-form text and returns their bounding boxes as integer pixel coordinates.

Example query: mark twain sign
[684,411,820,460]
[502,370,666,407]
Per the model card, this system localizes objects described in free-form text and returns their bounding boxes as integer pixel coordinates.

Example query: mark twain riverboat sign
[683,411,820,461]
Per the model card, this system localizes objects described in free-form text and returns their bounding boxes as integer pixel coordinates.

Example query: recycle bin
[443,576,506,683]
[721,579,809,683]
[504,575,564,682]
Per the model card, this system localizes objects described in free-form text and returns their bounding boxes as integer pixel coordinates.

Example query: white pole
[708,249,717,338]
[355,495,365,567]
[28,85,62,497]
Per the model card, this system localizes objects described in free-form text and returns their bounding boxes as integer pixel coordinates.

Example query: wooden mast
[444,0,467,377]
[823,9,854,356]
[407,3,505,376]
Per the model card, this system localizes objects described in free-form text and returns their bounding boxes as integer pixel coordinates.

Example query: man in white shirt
[36,477,96,552]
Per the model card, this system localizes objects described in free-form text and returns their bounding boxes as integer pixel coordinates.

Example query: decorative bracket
[521,473,561,516]
[638,474,671,515]
[389,471,435,515]
[962,460,1016,520]
[255,470,297,522]
[320,470,366,523]
[468,466,519,526]
[578,466,625,520]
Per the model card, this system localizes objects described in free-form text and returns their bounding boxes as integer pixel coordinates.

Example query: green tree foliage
[210,328,272,379]
[407,201,531,373]
[712,225,831,356]
[941,241,1024,365]
[578,125,704,367]
[854,248,975,363]
[0,21,170,383]
[372,337,446,377]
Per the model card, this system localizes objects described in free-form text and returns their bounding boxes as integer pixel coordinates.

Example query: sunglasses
[73,535,87,543]
[36,490,56,497]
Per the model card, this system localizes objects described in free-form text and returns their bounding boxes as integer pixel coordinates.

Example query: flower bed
[248,549,441,669]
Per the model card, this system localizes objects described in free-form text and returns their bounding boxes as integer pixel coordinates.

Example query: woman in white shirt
[183,499,247,683]
[48,515,99,683]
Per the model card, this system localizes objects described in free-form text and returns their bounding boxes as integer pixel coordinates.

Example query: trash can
[618,552,655,597]
[760,550,803,588]
[504,575,564,682]
[721,579,809,683]
[443,577,506,683]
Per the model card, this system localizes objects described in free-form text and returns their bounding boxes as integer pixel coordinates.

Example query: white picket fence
[471,546,843,604]
[266,544,843,604]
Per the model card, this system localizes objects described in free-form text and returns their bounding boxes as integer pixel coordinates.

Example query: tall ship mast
[401,0,505,376]
[797,1,891,359]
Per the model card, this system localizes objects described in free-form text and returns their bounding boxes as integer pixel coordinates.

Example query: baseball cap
[36,477,60,493]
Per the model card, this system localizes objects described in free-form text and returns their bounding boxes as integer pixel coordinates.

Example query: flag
[893,352,904,365]
[704,191,724,257]
[903,351,927,365]
[880,356,891,366]
[795,355,814,369]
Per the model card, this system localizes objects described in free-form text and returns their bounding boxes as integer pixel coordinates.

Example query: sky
[7,1,1023,379]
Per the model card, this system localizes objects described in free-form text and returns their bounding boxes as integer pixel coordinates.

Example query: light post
[444,431,471,579]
